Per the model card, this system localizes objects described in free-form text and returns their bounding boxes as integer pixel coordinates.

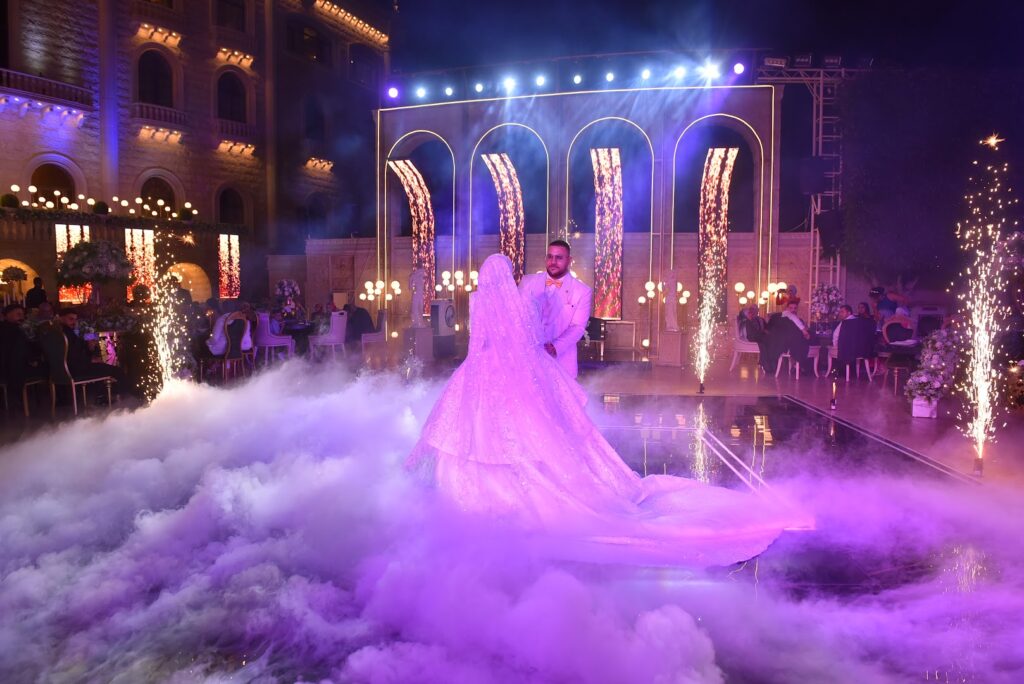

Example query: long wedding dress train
[409,254,811,567]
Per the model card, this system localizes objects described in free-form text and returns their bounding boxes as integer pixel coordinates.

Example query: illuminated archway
[167,262,213,303]
[0,258,40,301]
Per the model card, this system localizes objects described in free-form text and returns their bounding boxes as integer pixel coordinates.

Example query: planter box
[911,397,938,418]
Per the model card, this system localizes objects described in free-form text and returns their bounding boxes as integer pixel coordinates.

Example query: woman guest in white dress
[409,254,811,567]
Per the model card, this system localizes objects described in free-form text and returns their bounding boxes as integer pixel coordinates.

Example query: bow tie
[545,278,563,288]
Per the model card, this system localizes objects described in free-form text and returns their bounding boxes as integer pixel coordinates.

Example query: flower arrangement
[94,304,140,333]
[58,240,133,286]
[905,327,961,402]
[275,279,301,299]
[810,283,843,319]
[1,265,27,283]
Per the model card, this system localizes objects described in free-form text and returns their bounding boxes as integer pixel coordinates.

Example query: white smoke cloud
[0,363,1021,683]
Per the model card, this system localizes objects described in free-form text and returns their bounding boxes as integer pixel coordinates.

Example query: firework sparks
[692,148,738,387]
[388,159,436,313]
[481,152,525,282]
[124,229,156,301]
[140,234,191,400]
[55,223,92,304]
[591,147,624,319]
[955,138,1016,465]
[218,234,241,299]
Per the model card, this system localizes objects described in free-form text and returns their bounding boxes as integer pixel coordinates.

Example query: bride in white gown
[409,254,811,566]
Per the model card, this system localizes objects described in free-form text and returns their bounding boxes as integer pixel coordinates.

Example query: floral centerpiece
[94,303,140,333]
[905,327,961,417]
[275,279,302,318]
[2,265,28,298]
[810,283,843,320]
[58,240,133,287]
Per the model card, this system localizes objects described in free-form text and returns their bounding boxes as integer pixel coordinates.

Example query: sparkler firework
[124,229,156,301]
[955,137,1018,468]
[591,147,624,319]
[55,223,92,304]
[388,159,436,313]
[217,233,241,299]
[692,148,738,389]
[481,152,525,282]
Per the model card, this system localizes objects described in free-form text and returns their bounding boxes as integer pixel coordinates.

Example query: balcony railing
[0,68,93,108]
[132,0,181,26]
[213,26,257,55]
[217,119,257,140]
[131,102,188,128]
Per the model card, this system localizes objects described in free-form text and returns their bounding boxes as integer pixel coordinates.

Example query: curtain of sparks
[124,229,156,301]
[481,152,526,282]
[55,223,92,304]
[693,148,739,384]
[144,233,189,400]
[217,234,241,299]
[388,159,436,313]
[591,148,624,319]
[955,138,1016,463]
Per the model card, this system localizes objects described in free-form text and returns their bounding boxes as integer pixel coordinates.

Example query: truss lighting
[697,61,721,81]
[444,86,454,96]
[502,77,516,92]
[572,74,582,85]
[641,68,651,80]
[415,86,426,98]
[535,75,546,87]
[733,63,745,74]
[474,82,484,93]
[673,66,686,78]
[605,71,615,82]
[387,87,398,98]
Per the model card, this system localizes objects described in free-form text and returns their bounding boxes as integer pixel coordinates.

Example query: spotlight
[386,86,398,99]
[697,61,720,80]
[572,73,582,85]
[444,86,454,96]
[763,56,789,68]
[733,62,745,74]
[641,68,651,80]
[822,55,842,68]
[535,75,546,87]
[794,53,813,68]
[474,82,484,93]
[502,77,516,92]
[605,71,614,82]
[415,86,426,98]
[673,66,686,79]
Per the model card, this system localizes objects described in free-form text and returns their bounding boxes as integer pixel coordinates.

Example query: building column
[263,0,278,251]
[97,0,118,199]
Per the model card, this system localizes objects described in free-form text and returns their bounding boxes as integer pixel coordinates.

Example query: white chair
[253,312,295,364]
[729,324,761,372]
[309,311,348,360]
[361,310,388,355]
[775,352,802,380]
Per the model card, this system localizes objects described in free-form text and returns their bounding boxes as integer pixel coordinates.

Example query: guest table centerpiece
[905,328,959,418]
[1,265,27,303]
[275,279,303,319]
[57,240,133,305]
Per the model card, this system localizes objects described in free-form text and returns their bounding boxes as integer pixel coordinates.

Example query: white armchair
[730,323,760,372]
[309,311,348,360]
[253,312,295,364]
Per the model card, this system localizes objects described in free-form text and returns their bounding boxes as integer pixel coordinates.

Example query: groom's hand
[544,342,557,358]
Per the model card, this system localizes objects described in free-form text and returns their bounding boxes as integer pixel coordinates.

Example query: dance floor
[0,368,1020,682]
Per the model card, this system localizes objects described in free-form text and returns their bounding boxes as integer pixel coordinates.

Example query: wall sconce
[218,140,256,157]
[217,48,254,69]
[140,125,182,144]
[314,0,389,47]
[137,23,182,47]
[306,157,334,171]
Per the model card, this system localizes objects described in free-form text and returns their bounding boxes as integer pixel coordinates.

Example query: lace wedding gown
[409,254,811,567]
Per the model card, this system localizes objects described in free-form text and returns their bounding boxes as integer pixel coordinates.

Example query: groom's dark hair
[549,239,571,253]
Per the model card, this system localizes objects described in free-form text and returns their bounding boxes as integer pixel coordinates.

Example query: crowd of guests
[737,285,924,377]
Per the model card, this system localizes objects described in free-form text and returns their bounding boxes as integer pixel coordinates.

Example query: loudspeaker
[816,210,844,256]
[798,157,830,195]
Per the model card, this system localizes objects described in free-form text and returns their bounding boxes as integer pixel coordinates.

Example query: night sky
[386,0,1024,72]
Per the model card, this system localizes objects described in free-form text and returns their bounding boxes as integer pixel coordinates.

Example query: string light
[591,147,624,319]
[481,153,525,282]
[693,147,739,388]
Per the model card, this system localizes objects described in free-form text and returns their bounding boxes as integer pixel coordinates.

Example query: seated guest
[883,307,915,343]
[30,301,54,325]
[25,277,48,310]
[764,299,812,373]
[834,304,877,378]
[0,303,47,400]
[738,305,769,372]
[342,302,375,345]
[56,308,128,393]
[269,309,286,336]
[206,300,253,356]
[856,302,872,319]
[869,287,898,323]
[832,304,858,348]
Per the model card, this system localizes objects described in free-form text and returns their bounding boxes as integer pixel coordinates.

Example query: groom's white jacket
[519,271,593,378]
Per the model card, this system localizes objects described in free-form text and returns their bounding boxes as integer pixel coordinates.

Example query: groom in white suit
[518,239,593,378]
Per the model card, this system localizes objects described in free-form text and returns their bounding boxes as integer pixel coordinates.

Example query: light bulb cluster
[433,269,478,294]
[732,281,760,307]
[359,279,402,303]
[637,280,691,307]
[6,184,197,220]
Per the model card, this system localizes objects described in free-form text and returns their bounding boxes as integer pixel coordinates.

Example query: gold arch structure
[468,122,550,273]
[564,116,656,283]
[382,129,457,290]
[670,112,772,300]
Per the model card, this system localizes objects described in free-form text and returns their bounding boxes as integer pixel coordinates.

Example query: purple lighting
[733,63,745,75]
[387,86,399,99]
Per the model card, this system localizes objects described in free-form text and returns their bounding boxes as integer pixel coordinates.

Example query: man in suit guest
[765,298,811,373]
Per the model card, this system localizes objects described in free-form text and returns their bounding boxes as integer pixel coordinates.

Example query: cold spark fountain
[955,135,1017,474]
[693,147,738,393]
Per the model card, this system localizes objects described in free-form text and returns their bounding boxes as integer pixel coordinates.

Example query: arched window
[30,164,75,198]
[217,72,247,122]
[286,19,328,65]
[304,97,325,143]
[137,50,173,107]
[140,177,176,209]
[218,188,245,225]
[215,0,246,32]
[349,44,382,89]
